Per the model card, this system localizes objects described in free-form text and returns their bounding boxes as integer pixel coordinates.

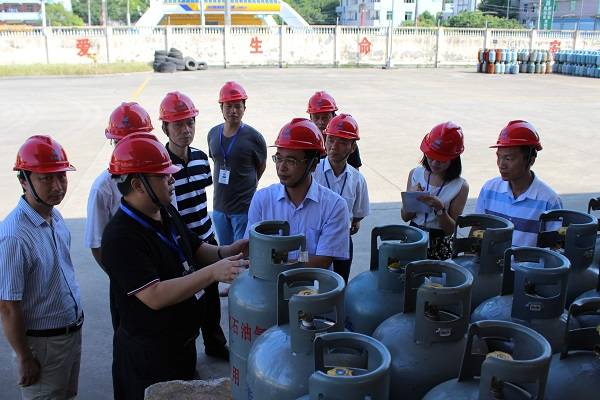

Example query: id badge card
[195,289,205,300]
[218,168,230,185]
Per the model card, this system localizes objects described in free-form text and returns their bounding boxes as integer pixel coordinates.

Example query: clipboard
[401,191,432,214]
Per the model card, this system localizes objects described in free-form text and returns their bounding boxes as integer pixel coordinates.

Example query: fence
[1,25,599,67]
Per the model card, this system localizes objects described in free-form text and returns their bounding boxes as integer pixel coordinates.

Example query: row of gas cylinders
[477,61,553,74]
[229,203,600,400]
[554,50,600,66]
[553,62,600,78]
[478,48,553,64]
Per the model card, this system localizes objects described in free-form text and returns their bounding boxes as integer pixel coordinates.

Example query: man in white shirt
[246,118,350,268]
[313,114,369,282]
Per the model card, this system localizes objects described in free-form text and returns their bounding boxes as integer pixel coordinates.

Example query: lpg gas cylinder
[229,220,306,400]
[586,198,600,276]
[537,209,598,304]
[345,225,428,335]
[373,260,474,400]
[451,214,513,310]
[246,268,345,400]
[423,320,552,400]
[471,247,572,353]
[545,298,600,400]
[296,332,391,400]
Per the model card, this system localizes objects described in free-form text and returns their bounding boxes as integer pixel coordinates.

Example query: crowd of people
[0,82,562,400]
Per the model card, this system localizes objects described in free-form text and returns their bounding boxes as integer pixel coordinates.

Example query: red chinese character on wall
[232,366,240,386]
[76,38,91,56]
[230,316,239,335]
[241,322,252,341]
[254,325,266,337]
[250,36,263,54]
[549,40,561,55]
[359,37,372,55]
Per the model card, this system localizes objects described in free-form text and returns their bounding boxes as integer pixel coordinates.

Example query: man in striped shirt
[159,91,228,360]
[475,120,562,247]
[0,136,83,399]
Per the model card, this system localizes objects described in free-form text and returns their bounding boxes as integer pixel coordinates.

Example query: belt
[26,316,84,338]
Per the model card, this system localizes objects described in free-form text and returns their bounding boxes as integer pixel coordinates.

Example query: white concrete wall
[0,26,595,67]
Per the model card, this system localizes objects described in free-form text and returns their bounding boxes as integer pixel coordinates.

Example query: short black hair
[113,174,135,196]
[420,155,462,182]
[518,146,537,164]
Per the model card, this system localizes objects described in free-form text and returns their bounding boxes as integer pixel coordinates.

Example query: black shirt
[101,200,203,342]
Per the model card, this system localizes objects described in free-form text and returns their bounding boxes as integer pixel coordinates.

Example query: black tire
[175,62,185,71]
[152,62,162,72]
[154,49,167,57]
[197,61,208,71]
[154,55,167,63]
[184,57,197,71]
[168,48,183,59]
[157,62,177,73]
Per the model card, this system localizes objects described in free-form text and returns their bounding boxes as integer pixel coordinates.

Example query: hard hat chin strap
[139,175,162,207]
[23,172,53,208]
[287,156,317,189]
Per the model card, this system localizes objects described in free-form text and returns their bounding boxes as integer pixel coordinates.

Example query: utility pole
[536,0,542,29]
[225,0,231,25]
[87,0,91,25]
[414,0,419,27]
[506,0,510,18]
[101,0,108,26]
[40,0,46,27]
[126,0,131,26]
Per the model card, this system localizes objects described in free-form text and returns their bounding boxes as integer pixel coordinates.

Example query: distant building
[0,0,72,25]
[337,0,444,26]
[452,0,479,15]
[552,0,600,30]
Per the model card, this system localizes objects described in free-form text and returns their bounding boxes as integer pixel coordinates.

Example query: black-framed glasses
[271,154,307,168]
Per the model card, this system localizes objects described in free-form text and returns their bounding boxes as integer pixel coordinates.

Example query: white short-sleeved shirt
[475,173,563,247]
[313,158,370,227]
[84,169,121,249]
[245,179,350,260]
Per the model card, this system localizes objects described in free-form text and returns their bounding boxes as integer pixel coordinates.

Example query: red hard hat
[14,135,76,173]
[109,132,181,175]
[324,113,360,141]
[307,91,338,114]
[159,91,199,122]
[105,102,153,140]
[491,120,542,151]
[273,118,326,156]
[219,81,248,103]
[420,121,465,162]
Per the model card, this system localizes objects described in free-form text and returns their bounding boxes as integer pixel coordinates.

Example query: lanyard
[423,172,446,227]
[219,124,244,165]
[119,204,192,273]
[323,162,348,197]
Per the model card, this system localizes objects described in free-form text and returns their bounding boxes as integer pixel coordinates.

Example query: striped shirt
[0,197,82,330]
[167,144,215,241]
[475,174,563,247]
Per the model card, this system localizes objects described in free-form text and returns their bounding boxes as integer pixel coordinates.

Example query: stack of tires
[153,47,208,73]
[553,50,600,78]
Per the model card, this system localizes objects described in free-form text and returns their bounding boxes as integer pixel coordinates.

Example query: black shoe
[205,345,229,361]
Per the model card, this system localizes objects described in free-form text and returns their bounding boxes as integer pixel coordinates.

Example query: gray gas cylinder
[373,260,474,400]
[229,221,306,400]
[423,320,552,400]
[471,247,572,353]
[451,214,514,310]
[586,197,600,277]
[545,297,600,400]
[246,268,345,400]
[296,332,391,400]
[344,225,428,335]
[537,209,598,304]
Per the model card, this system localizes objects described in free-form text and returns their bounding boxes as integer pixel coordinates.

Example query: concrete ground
[0,67,599,399]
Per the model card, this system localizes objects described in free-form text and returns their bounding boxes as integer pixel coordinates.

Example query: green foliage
[478,0,519,20]
[45,4,85,26]
[0,62,151,76]
[445,11,523,28]
[403,11,438,27]
[285,0,339,24]
[71,0,149,25]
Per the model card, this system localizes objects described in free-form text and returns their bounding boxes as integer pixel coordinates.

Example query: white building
[452,0,479,15]
[337,0,444,26]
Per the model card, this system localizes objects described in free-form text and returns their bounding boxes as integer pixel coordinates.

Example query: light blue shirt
[0,197,82,330]
[246,179,350,260]
[475,173,563,247]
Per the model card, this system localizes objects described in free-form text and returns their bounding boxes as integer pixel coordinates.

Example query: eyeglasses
[271,154,307,168]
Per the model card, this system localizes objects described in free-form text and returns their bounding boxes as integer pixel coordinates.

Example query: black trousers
[113,328,197,400]
[201,237,227,351]
[332,235,354,283]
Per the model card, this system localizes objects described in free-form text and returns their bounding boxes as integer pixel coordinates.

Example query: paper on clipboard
[401,191,432,214]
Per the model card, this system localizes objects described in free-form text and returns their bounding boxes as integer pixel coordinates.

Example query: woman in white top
[401,121,469,260]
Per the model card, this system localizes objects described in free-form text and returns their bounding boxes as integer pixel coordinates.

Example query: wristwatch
[434,207,446,216]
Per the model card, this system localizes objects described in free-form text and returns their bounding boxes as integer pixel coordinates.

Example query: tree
[72,0,149,25]
[285,0,339,24]
[45,3,85,26]
[479,0,519,20]
[445,11,523,28]
[403,11,438,27]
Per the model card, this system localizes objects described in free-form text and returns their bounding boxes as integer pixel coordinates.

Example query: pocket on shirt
[306,228,322,251]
